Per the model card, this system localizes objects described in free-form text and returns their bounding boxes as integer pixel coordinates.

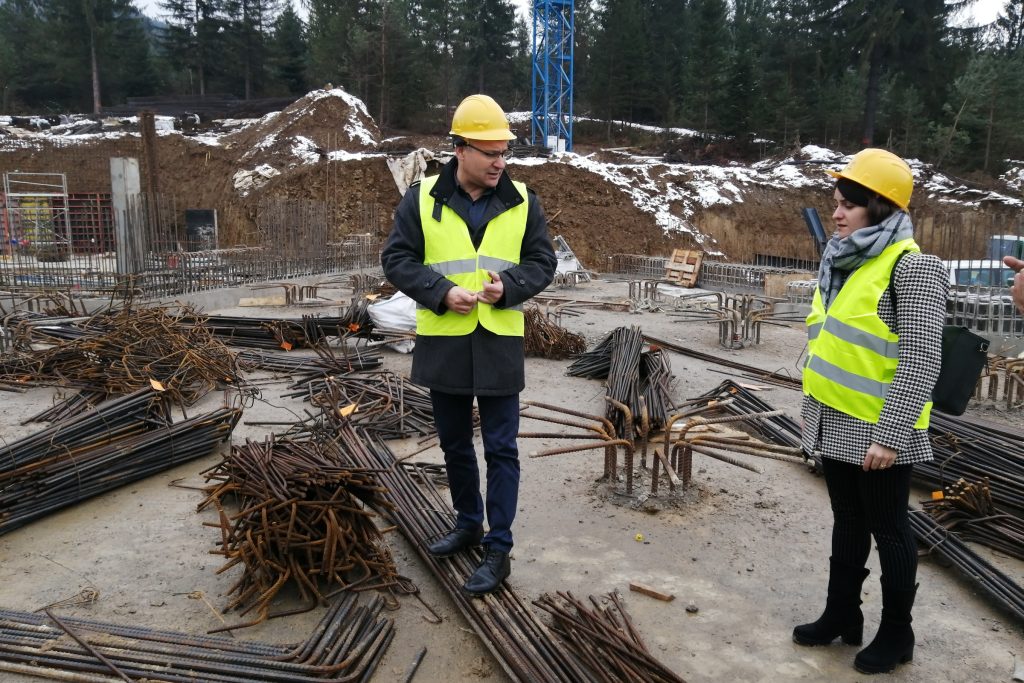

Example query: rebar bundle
[338,295,373,335]
[2,306,242,406]
[524,305,587,359]
[922,478,1024,561]
[0,392,240,536]
[328,423,595,683]
[286,371,435,440]
[236,341,383,378]
[20,389,109,424]
[199,435,400,630]
[911,509,1024,623]
[0,388,165,475]
[185,313,346,350]
[568,327,673,437]
[918,412,1024,517]
[687,380,803,449]
[0,592,393,682]
[566,331,614,379]
[534,591,686,683]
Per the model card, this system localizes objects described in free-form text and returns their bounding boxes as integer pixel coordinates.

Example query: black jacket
[380,158,556,396]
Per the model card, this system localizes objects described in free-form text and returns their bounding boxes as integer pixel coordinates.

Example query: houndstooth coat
[801,250,949,465]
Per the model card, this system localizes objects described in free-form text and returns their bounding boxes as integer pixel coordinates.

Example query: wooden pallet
[664,249,703,287]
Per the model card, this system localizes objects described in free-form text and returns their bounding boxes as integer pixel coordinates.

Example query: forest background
[1,0,1023,176]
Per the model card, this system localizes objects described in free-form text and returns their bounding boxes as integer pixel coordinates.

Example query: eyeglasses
[463,142,513,161]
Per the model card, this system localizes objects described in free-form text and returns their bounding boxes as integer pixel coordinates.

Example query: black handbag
[890,252,989,416]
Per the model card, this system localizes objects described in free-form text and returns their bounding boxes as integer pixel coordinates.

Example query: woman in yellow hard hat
[795,148,948,674]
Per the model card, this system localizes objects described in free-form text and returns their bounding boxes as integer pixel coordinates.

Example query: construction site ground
[0,275,1021,683]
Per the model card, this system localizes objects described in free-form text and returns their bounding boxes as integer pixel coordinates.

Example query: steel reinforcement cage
[0,191,384,298]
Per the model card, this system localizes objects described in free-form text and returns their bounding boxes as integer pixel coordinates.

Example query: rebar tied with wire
[922,477,1024,561]
[0,392,240,536]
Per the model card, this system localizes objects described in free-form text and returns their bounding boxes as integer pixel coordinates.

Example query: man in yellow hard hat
[381,94,556,596]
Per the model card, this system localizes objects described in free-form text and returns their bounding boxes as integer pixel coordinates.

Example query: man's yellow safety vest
[416,175,528,336]
[803,238,932,429]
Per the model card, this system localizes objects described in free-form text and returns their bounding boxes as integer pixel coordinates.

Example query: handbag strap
[887,250,912,317]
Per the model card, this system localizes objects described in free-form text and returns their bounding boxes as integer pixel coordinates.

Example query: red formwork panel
[59,193,115,253]
[0,192,115,256]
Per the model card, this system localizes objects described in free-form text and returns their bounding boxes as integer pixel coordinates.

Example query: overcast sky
[133,0,1003,29]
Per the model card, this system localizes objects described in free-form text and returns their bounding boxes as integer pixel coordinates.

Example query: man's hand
[444,286,478,315]
[1003,256,1024,315]
[863,441,897,471]
[476,270,504,305]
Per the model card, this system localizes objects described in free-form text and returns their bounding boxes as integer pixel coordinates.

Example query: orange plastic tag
[338,403,357,417]
[150,379,166,391]
[931,490,944,500]
[348,323,361,333]
[280,341,293,351]
[365,294,379,301]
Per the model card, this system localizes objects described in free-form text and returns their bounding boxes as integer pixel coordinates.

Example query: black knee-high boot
[854,581,916,674]
[793,557,871,646]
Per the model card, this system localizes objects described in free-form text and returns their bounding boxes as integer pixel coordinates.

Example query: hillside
[2,88,1022,270]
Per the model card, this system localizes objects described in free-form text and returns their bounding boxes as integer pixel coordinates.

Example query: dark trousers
[430,390,520,553]
[822,457,918,589]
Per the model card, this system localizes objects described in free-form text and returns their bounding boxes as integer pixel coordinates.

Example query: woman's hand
[863,442,897,471]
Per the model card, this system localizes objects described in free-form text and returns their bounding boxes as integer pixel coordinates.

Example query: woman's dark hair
[866,194,899,226]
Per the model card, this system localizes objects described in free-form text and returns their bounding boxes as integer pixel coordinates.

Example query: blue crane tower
[531,0,574,152]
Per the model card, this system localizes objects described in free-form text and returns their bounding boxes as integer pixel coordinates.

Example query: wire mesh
[1,188,383,298]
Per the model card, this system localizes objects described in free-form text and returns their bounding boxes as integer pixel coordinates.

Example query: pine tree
[159,0,228,95]
[267,3,308,95]
[590,0,653,130]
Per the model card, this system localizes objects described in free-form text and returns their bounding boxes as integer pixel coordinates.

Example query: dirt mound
[226,89,380,166]
[513,163,686,268]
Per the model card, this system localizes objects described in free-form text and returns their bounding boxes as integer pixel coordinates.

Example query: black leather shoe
[426,528,483,557]
[462,549,510,596]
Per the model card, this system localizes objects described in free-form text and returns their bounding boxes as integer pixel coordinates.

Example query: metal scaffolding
[531,0,574,152]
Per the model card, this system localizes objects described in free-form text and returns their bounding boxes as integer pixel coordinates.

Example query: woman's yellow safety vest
[803,238,932,429]
[416,175,528,336]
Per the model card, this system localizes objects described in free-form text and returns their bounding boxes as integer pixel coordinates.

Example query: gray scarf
[817,212,914,309]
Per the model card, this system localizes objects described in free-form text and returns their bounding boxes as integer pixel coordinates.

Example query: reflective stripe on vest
[416,175,528,336]
[803,238,932,429]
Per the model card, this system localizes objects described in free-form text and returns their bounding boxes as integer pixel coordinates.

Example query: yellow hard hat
[449,94,516,141]
[826,148,913,209]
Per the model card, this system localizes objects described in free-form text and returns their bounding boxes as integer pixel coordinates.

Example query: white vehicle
[943,259,1014,288]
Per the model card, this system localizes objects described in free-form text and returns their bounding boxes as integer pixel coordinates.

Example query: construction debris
[629,582,676,602]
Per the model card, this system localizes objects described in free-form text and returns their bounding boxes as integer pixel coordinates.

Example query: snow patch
[233,164,280,196]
